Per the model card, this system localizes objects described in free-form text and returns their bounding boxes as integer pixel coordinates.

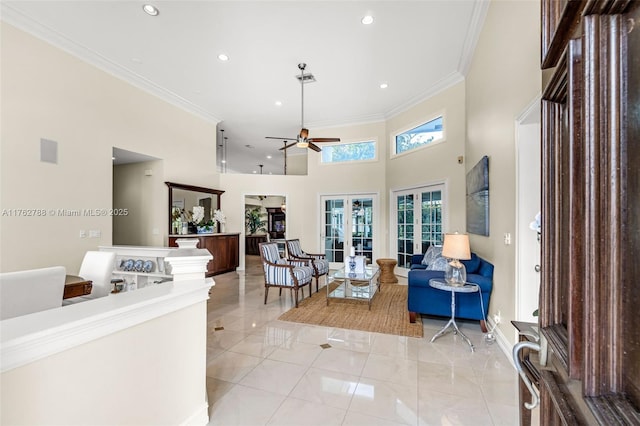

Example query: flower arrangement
[529,211,541,233]
[530,211,541,242]
[213,209,226,224]
[192,206,205,225]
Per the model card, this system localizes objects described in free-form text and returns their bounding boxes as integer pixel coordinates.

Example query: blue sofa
[408,252,494,331]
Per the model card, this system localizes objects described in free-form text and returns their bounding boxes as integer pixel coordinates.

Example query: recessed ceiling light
[266,155,272,159]
[142,4,159,16]
[275,101,282,106]
[218,54,229,61]
[380,83,388,89]
[252,170,257,174]
[221,160,226,164]
[361,15,374,25]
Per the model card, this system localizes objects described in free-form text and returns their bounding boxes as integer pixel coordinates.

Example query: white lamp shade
[442,233,471,260]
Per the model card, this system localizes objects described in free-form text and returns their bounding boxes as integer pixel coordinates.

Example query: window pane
[395,116,444,154]
[321,141,375,163]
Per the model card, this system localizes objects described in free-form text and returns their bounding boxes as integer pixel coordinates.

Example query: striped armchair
[286,239,330,293]
[259,242,314,308]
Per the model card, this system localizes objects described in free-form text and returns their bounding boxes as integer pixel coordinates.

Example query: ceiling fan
[266,63,340,152]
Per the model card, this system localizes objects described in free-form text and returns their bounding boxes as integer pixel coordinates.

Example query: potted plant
[245,207,267,235]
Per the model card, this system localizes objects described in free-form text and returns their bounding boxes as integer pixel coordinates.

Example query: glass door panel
[323,198,344,263]
[322,194,376,269]
[397,194,415,269]
[351,197,373,264]
[393,185,445,274]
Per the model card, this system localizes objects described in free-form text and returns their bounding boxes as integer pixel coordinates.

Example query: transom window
[394,115,444,155]
[320,140,376,164]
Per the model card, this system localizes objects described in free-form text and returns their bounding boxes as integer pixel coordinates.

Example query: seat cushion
[313,259,329,275]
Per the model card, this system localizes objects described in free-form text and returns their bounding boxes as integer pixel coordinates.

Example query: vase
[197,226,212,234]
[220,223,225,233]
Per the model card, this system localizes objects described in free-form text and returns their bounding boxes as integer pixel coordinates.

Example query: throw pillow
[426,255,449,271]
[421,245,443,266]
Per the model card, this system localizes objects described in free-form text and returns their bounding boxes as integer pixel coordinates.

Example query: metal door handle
[534,265,541,272]
[512,341,540,410]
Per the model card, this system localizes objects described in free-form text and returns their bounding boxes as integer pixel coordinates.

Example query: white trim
[180,402,210,426]
[0,279,212,373]
[458,0,491,76]
[514,95,541,323]
[1,4,221,125]
[486,317,517,369]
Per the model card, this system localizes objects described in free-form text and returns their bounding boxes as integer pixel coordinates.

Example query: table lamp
[442,232,471,286]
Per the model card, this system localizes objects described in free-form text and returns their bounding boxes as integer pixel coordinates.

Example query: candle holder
[348,255,356,277]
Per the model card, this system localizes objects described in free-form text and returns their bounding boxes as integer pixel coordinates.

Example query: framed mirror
[165,182,224,235]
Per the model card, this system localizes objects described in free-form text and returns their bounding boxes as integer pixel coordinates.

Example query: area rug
[277,282,423,338]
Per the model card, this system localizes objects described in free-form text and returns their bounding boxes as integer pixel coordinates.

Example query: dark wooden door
[536,0,640,423]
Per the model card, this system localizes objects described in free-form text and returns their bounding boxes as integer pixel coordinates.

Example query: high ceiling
[2,1,487,175]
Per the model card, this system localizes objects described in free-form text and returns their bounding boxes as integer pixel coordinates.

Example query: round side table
[376,258,398,285]
[428,278,479,352]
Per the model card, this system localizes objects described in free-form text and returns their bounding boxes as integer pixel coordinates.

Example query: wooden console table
[168,233,239,276]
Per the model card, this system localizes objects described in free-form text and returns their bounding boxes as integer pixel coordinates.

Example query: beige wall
[386,81,467,235]
[113,160,165,246]
[221,121,387,269]
[0,23,218,273]
[1,303,207,425]
[465,0,541,341]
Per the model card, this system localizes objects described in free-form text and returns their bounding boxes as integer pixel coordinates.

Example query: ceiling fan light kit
[266,63,340,152]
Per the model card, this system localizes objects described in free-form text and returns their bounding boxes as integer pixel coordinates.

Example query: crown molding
[1,4,221,125]
[458,0,491,76]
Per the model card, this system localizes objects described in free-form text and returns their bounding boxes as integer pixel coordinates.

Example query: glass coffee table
[327,266,380,310]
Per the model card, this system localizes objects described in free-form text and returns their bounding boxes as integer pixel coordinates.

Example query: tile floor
[205,256,520,426]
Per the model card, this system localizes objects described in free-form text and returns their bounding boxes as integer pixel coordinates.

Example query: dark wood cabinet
[267,208,285,240]
[168,233,239,276]
[528,1,640,424]
[245,235,267,255]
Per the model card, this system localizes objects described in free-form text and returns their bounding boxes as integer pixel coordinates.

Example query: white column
[164,248,213,283]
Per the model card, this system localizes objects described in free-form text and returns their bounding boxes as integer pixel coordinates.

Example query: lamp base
[445,259,467,286]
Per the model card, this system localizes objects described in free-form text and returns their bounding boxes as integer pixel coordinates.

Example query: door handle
[534,265,541,272]
[512,341,541,410]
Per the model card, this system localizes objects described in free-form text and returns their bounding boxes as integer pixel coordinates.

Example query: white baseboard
[180,402,209,426]
[486,317,516,369]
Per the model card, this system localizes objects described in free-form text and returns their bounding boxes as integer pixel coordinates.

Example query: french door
[321,194,376,269]
[394,184,445,274]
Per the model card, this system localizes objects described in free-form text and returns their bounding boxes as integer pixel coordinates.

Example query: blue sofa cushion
[461,253,481,274]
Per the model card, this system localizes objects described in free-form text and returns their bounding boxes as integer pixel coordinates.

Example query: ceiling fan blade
[308,137,341,143]
[266,136,297,141]
[308,142,322,152]
[279,142,297,150]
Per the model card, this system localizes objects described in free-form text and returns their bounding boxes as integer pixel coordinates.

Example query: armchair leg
[264,286,269,305]
[279,288,282,296]
[294,288,299,308]
[409,311,417,323]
